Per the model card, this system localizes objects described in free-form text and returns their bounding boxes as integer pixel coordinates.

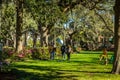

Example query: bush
[15,47,50,60]
[31,47,49,60]
[0,46,15,72]
[15,47,32,61]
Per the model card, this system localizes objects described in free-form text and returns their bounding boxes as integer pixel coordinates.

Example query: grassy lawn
[12,51,120,80]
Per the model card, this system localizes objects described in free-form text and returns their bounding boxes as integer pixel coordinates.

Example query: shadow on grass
[12,65,111,80]
[13,63,80,80]
[12,68,78,80]
[0,71,16,80]
[12,60,111,80]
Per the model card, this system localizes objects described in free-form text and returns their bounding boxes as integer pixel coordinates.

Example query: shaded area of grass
[11,51,120,80]
[0,71,16,80]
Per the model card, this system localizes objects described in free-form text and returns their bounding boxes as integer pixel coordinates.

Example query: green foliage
[25,0,67,25]
[0,2,16,43]
[23,8,37,31]
[66,2,114,50]
[0,46,15,72]
[31,47,49,60]
[0,46,50,63]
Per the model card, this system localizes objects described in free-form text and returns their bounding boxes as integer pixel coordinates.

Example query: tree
[15,0,23,53]
[65,2,114,50]
[112,0,120,74]
[25,0,67,47]
[0,0,3,40]
[0,0,16,47]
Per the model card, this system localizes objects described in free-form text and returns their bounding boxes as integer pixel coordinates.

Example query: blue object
[56,38,63,45]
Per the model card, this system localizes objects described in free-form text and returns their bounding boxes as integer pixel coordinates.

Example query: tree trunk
[0,0,2,5]
[40,27,49,47]
[15,0,23,53]
[13,34,16,48]
[45,34,49,46]
[112,0,120,74]
[38,23,50,47]
[33,33,37,48]
[5,39,9,46]
[40,27,44,47]
[38,23,43,47]
[0,0,2,38]
[24,32,27,47]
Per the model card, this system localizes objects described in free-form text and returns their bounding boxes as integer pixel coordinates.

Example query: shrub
[31,47,49,60]
[15,47,32,61]
[15,47,50,60]
[0,46,15,72]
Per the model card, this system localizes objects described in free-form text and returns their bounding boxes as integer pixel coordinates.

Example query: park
[0,0,120,80]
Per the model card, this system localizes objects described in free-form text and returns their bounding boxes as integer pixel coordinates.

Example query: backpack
[61,45,65,51]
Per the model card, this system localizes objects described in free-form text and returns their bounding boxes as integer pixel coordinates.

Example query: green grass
[12,51,120,80]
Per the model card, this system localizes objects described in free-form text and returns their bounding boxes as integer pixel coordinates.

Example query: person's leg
[50,52,53,60]
[62,51,65,60]
[105,55,108,65]
[99,55,103,61]
[61,51,64,59]
[66,53,68,60]
[63,52,66,59]
[67,53,70,61]
[68,53,70,60]
[53,52,55,60]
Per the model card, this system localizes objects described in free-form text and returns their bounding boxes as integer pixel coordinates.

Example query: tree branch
[94,10,114,33]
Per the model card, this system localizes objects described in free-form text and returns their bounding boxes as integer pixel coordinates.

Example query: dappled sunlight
[11,51,119,80]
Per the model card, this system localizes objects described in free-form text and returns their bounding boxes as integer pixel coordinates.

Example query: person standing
[99,41,108,65]
[61,44,66,60]
[49,45,52,60]
[49,45,56,60]
[66,45,72,61]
